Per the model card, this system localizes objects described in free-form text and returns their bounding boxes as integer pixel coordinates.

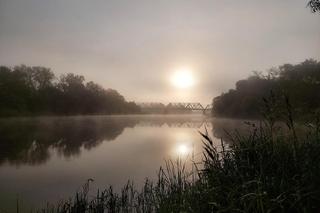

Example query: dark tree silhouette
[212,59,320,118]
[0,65,140,116]
[308,0,320,12]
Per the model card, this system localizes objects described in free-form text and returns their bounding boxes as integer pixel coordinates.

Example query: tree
[308,0,320,13]
[212,59,320,119]
[0,65,140,116]
[32,67,55,90]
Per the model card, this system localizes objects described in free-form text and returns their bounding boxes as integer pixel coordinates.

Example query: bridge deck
[137,102,212,112]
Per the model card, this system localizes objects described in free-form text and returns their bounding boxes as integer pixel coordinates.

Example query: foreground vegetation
[35,98,320,213]
[0,65,140,116]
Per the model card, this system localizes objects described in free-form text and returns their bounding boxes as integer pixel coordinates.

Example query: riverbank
[35,114,320,213]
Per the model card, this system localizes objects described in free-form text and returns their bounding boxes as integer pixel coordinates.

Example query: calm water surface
[0,115,251,211]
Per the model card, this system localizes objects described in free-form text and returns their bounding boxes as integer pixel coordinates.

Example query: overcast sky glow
[0,0,319,104]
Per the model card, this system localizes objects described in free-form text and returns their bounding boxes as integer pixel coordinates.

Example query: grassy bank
[33,117,320,213]
[28,96,320,213]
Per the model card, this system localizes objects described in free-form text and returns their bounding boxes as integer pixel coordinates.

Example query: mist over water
[0,0,319,211]
[0,114,251,211]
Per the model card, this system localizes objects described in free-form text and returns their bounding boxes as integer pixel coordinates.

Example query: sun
[171,68,195,89]
[177,144,189,155]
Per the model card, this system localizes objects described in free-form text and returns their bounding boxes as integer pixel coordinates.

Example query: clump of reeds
[36,94,320,213]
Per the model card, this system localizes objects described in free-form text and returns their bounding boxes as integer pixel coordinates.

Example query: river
[0,114,252,211]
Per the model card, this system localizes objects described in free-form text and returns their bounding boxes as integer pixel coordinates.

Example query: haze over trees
[212,59,320,118]
[0,65,140,116]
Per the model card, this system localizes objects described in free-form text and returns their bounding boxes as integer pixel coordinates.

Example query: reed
[35,98,320,213]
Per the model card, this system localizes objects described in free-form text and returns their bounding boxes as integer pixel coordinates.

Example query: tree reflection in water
[0,116,137,165]
[0,116,255,166]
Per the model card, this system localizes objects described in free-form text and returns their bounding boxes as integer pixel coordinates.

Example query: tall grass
[36,97,320,213]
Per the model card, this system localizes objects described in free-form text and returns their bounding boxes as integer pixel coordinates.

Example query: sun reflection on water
[171,131,194,157]
[177,144,190,155]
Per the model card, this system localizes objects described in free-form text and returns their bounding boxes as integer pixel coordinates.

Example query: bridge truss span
[137,102,213,113]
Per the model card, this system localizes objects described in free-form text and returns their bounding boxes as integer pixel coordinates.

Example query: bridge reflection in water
[137,102,213,114]
[137,120,212,128]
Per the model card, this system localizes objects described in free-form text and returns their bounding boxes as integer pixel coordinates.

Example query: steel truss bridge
[137,102,213,113]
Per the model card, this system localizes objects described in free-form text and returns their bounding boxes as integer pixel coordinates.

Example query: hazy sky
[0,0,319,104]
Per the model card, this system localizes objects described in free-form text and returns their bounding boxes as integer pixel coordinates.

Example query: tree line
[212,59,320,118]
[0,65,140,116]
